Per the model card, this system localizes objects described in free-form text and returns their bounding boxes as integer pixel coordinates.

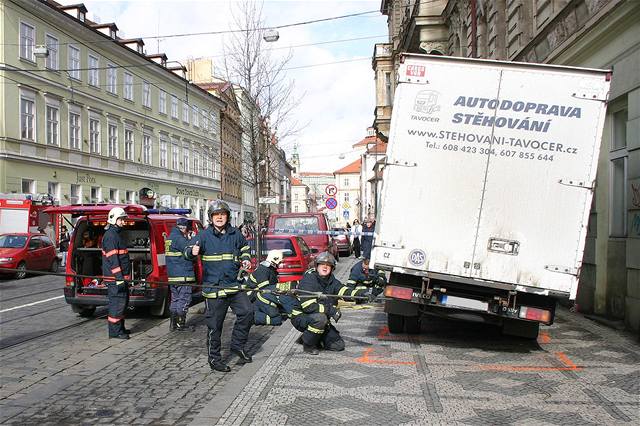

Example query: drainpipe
[471,0,478,58]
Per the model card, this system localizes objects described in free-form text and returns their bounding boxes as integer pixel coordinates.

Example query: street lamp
[34,45,49,58]
[263,29,279,43]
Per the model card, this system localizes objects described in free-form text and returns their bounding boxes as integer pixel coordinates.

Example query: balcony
[400,0,448,54]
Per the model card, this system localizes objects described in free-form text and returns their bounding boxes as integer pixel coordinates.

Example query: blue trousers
[170,285,192,314]
[205,292,253,363]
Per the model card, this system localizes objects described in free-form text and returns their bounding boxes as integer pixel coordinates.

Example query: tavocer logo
[414,90,441,115]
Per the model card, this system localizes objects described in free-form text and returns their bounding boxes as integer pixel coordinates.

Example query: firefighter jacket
[297,268,368,316]
[165,226,195,283]
[186,224,251,298]
[249,263,301,318]
[347,260,387,288]
[101,225,131,284]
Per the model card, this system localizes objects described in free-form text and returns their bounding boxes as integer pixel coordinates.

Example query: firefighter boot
[169,312,177,332]
[176,314,191,332]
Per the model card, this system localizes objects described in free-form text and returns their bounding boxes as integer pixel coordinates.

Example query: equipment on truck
[371,54,611,338]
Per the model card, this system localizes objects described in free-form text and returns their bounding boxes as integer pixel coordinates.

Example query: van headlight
[0,257,14,263]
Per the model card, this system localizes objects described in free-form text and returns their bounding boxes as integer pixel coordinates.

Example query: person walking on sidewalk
[351,219,362,258]
[360,215,376,260]
[166,217,196,332]
[186,200,253,373]
[102,207,131,339]
[292,252,371,355]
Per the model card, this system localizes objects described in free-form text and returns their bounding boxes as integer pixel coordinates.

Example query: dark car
[332,227,352,256]
[0,233,58,279]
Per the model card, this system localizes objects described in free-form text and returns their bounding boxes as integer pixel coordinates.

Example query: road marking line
[0,296,64,313]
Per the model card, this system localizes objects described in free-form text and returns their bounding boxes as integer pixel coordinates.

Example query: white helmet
[107,207,128,225]
[265,249,284,266]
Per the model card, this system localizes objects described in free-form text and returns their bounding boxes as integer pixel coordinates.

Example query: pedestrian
[292,252,371,355]
[347,258,387,298]
[186,200,253,373]
[351,219,362,258]
[102,207,131,339]
[59,225,70,267]
[166,218,196,332]
[44,222,56,244]
[360,215,376,260]
[249,250,300,326]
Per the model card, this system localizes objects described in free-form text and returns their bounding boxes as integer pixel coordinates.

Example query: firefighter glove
[332,308,342,323]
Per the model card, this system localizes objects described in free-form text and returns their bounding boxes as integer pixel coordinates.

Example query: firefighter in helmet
[186,200,253,372]
[293,252,370,355]
[102,207,132,339]
[166,217,196,331]
[249,249,300,326]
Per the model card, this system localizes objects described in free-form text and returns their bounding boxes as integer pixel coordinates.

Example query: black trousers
[107,281,129,336]
[205,292,253,363]
[352,238,361,258]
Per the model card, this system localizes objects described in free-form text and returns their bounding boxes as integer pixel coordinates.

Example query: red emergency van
[0,194,58,237]
[44,204,202,317]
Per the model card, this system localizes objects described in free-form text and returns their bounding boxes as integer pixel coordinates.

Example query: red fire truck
[0,194,59,238]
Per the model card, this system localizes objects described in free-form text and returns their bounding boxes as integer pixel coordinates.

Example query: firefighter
[166,218,196,332]
[186,200,253,373]
[347,258,387,298]
[249,249,300,326]
[292,252,371,355]
[102,207,131,339]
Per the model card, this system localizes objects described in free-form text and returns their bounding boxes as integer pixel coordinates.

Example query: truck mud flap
[384,299,419,317]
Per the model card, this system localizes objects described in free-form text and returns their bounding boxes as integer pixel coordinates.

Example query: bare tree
[222,0,303,259]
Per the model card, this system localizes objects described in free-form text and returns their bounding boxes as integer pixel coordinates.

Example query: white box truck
[371,54,611,338]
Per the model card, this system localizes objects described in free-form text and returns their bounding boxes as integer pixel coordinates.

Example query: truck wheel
[404,316,421,334]
[71,304,96,317]
[502,319,539,339]
[15,262,27,280]
[387,313,405,334]
[149,295,171,318]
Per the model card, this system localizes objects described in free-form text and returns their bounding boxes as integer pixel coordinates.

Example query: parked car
[268,213,339,261]
[262,235,314,283]
[0,233,58,279]
[332,227,352,256]
[43,204,203,317]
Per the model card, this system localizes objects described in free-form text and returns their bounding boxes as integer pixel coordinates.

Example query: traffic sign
[342,202,350,209]
[343,210,350,220]
[325,197,337,210]
[325,184,337,197]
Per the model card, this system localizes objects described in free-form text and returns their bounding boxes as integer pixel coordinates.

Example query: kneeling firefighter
[249,250,300,326]
[292,252,371,355]
[347,258,387,298]
[166,217,196,331]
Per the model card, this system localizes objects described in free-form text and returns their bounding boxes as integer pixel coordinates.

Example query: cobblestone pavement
[196,258,640,426]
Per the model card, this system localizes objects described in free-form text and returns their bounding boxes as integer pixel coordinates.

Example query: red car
[262,235,313,283]
[268,213,339,261]
[0,233,58,279]
[332,227,352,256]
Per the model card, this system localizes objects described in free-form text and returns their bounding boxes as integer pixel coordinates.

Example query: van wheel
[387,313,405,334]
[50,258,59,273]
[71,304,96,317]
[15,262,27,280]
[405,316,421,334]
[149,295,171,318]
[502,319,539,339]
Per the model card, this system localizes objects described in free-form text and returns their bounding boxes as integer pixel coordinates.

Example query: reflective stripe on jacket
[101,226,131,283]
[165,226,195,282]
[297,268,367,315]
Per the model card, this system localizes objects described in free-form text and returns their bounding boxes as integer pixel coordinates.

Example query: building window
[143,81,151,108]
[159,90,167,114]
[109,188,119,203]
[69,111,81,149]
[160,139,168,168]
[124,129,134,161]
[171,95,178,119]
[124,72,133,100]
[125,190,136,204]
[143,134,152,164]
[107,64,117,94]
[183,146,190,173]
[46,105,59,146]
[89,118,100,154]
[22,179,35,194]
[70,184,81,204]
[90,186,101,203]
[68,45,81,80]
[202,113,208,132]
[48,182,60,201]
[384,72,392,106]
[108,123,118,158]
[20,96,35,141]
[193,151,200,175]
[172,143,179,170]
[610,108,628,237]
[210,112,217,134]
[45,34,58,70]
[183,101,189,123]
[344,178,349,187]
[192,105,199,127]
[88,54,99,87]
[294,205,299,212]
[20,22,35,61]
[344,192,349,202]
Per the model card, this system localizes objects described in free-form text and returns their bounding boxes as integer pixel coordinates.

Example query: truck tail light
[519,306,551,323]
[384,285,413,300]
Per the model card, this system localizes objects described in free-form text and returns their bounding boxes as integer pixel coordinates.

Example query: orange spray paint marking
[478,351,582,372]
[356,347,416,366]
[377,326,409,342]
[538,331,551,344]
